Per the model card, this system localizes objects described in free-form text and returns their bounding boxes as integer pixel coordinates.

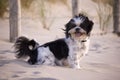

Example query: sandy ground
[0,18,120,80]
[0,0,120,79]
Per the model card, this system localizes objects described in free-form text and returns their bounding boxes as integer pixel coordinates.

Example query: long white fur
[65,37,89,69]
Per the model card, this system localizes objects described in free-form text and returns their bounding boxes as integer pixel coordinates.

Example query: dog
[14,13,94,69]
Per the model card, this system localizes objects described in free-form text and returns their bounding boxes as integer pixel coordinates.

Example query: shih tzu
[14,13,94,69]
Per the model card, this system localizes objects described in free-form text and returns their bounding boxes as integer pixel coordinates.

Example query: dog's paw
[71,64,82,69]
[74,66,82,69]
[28,59,36,65]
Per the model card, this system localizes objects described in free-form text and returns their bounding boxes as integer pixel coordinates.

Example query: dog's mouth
[74,32,85,37]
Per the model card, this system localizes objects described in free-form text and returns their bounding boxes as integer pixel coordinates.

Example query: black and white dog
[14,14,94,69]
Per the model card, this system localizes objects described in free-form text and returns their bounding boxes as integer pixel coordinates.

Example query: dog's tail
[14,36,38,59]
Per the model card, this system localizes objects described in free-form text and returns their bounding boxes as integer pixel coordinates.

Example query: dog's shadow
[0,58,40,68]
[12,59,42,68]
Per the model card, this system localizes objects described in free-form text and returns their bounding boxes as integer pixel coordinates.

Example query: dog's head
[65,13,94,40]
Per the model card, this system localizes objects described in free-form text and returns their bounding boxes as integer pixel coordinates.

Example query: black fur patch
[42,39,69,60]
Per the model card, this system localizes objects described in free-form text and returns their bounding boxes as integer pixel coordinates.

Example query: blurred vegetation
[38,0,68,30]
[0,0,68,18]
[39,0,47,29]
[0,0,114,31]
[0,0,34,18]
[0,0,68,30]
[47,0,68,5]
[92,0,113,34]
[0,0,8,18]
[92,0,114,6]
[21,0,34,9]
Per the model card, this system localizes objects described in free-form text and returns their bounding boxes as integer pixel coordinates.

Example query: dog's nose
[75,28,80,32]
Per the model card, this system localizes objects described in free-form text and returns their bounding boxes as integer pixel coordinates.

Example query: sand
[0,18,120,80]
[0,0,120,80]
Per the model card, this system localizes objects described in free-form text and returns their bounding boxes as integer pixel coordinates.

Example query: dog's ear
[80,16,94,36]
[87,20,94,36]
[65,23,71,38]
[65,23,69,38]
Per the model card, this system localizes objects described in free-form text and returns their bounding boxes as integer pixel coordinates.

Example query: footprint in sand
[0,60,10,67]
[11,71,26,78]
[15,71,26,74]
[11,74,20,78]
[33,71,41,74]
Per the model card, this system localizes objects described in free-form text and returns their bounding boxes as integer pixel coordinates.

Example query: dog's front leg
[74,59,81,69]
[68,54,81,69]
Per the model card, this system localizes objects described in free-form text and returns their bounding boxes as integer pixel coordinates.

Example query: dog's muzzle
[74,28,85,37]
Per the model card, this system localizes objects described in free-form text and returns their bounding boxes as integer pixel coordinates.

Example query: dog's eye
[67,23,76,30]
[70,23,76,28]
[66,22,76,30]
